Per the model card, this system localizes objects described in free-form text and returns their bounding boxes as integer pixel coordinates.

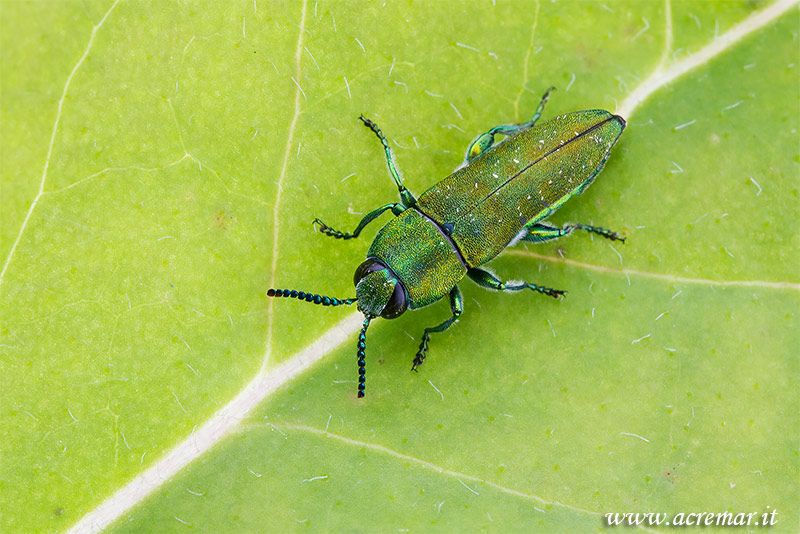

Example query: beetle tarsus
[575,224,626,243]
[539,287,567,299]
[410,287,463,372]
[315,204,407,242]
[412,335,429,371]
[313,218,354,240]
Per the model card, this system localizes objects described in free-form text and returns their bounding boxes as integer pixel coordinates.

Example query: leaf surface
[1,1,798,532]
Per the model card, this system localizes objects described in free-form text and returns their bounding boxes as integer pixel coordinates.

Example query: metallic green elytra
[268,87,626,398]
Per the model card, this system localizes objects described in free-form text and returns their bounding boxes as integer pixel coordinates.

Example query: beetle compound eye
[380,281,408,319]
[353,259,385,286]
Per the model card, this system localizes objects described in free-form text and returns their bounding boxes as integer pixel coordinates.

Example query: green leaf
[1,1,797,532]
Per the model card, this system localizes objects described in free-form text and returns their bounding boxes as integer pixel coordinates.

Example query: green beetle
[268,88,626,398]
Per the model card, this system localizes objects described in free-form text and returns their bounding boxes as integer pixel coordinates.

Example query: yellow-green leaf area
[1,1,797,533]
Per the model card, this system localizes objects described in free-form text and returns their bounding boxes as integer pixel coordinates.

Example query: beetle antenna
[356,316,372,398]
[267,288,356,307]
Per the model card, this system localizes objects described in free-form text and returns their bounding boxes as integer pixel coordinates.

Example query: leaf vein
[264,0,309,372]
[0,0,121,290]
[277,423,661,533]
[505,250,800,290]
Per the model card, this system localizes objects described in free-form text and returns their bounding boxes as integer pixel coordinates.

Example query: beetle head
[354,259,408,319]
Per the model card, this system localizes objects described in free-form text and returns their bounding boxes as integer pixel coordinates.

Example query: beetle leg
[464,133,496,163]
[359,115,418,208]
[521,222,625,244]
[519,221,570,243]
[314,203,405,240]
[412,286,463,371]
[571,224,626,242]
[465,87,555,163]
[467,266,565,299]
